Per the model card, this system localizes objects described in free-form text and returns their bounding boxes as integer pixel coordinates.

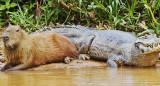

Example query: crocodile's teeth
[153,43,160,49]
[147,48,152,52]
[154,43,158,47]
[153,44,157,49]
[145,44,149,47]
[150,45,153,48]
[141,42,160,54]
[142,42,160,53]
[141,49,144,53]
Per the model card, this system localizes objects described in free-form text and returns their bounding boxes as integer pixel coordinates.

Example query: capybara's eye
[16,29,19,32]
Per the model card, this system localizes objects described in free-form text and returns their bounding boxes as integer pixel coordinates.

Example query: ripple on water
[0,66,160,86]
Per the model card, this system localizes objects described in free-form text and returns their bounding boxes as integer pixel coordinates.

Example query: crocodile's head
[134,34,160,54]
[131,34,160,66]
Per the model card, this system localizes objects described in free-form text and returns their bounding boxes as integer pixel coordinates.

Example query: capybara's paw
[0,67,6,71]
[0,64,13,71]
[64,57,72,64]
[0,57,6,63]
[78,54,90,61]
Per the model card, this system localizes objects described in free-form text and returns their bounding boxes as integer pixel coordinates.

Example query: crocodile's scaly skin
[38,25,160,67]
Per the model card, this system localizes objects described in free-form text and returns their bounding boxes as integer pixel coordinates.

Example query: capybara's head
[1,25,24,49]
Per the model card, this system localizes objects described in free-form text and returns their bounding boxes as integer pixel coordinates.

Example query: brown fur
[0,28,5,35]
[1,25,77,71]
[0,28,5,55]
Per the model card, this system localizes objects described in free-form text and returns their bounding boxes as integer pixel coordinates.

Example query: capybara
[1,25,77,71]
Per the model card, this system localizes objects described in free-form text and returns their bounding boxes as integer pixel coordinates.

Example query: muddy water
[0,67,160,86]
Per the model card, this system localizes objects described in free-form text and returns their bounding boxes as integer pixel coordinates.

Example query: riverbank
[0,55,160,71]
[0,56,106,71]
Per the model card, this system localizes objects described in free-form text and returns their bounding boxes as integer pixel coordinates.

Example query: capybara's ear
[19,24,24,29]
[0,28,5,35]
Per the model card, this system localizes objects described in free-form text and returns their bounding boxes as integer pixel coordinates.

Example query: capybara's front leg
[1,63,13,71]
[6,57,33,71]
[6,64,32,71]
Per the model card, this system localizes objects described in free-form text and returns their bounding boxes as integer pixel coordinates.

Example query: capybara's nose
[1,35,9,40]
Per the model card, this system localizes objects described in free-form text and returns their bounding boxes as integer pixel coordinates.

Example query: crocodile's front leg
[78,35,95,60]
[106,55,124,68]
[78,54,90,61]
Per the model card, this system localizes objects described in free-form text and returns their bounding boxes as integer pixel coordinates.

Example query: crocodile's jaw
[139,44,160,66]
[130,34,160,67]
[134,34,160,54]
[141,47,160,55]
[131,51,159,67]
[132,43,160,56]
[131,42,160,67]
[139,42,160,55]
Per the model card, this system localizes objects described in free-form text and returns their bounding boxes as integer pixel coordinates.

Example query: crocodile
[38,25,160,68]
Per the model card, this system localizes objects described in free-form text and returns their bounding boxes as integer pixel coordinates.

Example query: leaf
[1,0,9,2]
[0,5,6,10]
[5,0,10,9]
[137,29,154,36]
[88,11,95,19]
[9,15,18,25]
[88,2,98,9]
[158,25,160,30]
[113,16,120,26]
[10,3,17,8]
[138,21,148,29]
[120,19,126,25]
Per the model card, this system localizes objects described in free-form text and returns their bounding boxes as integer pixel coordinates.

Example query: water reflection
[0,67,160,86]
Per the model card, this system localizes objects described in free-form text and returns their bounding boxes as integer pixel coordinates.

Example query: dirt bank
[0,57,106,71]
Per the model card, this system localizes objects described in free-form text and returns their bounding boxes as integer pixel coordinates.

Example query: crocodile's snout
[136,42,160,54]
[135,34,160,54]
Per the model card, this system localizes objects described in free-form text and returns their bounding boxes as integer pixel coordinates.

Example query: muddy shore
[0,56,106,71]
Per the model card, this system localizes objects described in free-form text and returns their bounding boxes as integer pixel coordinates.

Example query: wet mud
[0,56,106,71]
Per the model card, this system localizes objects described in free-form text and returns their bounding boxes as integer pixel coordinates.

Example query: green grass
[0,0,159,35]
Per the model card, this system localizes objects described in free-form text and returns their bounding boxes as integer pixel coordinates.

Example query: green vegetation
[0,0,159,34]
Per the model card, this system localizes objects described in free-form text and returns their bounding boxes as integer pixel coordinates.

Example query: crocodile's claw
[106,60,118,68]
[78,54,90,61]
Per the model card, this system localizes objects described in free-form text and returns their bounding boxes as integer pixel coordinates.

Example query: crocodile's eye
[16,29,19,32]
[140,35,148,39]
[135,42,142,48]
[144,35,148,39]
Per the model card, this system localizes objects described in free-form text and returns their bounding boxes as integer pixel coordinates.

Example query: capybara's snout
[1,34,9,43]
